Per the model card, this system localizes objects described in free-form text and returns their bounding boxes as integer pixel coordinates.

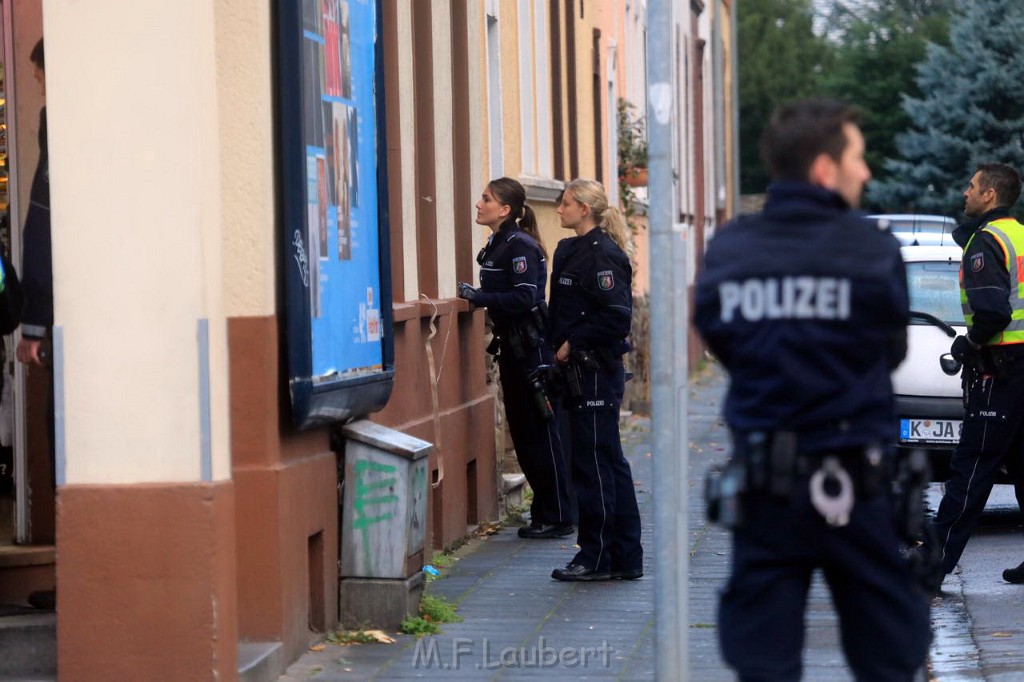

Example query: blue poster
[301,0,383,380]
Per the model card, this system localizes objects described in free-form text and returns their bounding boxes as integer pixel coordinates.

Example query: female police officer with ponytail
[546,178,643,581]
[458,177,574,539]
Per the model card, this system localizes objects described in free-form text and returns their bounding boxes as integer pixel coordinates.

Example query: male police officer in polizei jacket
[920,163,1024,586]
[694,98,930,681]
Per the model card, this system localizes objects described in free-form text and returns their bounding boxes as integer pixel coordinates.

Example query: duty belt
[732,431,886,527]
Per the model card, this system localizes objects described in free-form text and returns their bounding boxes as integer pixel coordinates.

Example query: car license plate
[900,419,962,444]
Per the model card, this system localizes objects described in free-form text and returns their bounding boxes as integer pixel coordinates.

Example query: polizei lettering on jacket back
[719,276,851,323]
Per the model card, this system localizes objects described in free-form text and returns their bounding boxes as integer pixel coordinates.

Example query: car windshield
[907,261,961,326]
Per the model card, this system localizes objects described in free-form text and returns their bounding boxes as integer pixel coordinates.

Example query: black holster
[740,431,886,500]
[890,448,942,591]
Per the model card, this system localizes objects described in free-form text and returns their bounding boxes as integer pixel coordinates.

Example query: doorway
[0,0,20,551]
[0,0,52,558]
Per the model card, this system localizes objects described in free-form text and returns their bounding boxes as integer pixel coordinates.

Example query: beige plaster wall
[394,1,418,302]
[431,0,456,299]
[44,0,230,484]
[498,0,521,175]
[466,3,487,268]
[215,0,275,318]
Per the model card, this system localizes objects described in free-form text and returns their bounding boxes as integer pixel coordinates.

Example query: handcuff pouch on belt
[704,431,886,529]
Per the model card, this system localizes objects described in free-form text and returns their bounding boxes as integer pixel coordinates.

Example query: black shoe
[518,523,575,539]
[27,589,55,611]
[610,567,644,580]
[1004,561,1024,584]
[551,563,611,582]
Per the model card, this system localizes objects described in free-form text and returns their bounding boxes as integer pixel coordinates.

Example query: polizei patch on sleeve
[512,256,528,274]
[597,270,614,290]
[971,252,984,272]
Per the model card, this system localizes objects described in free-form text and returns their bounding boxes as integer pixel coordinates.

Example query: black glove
[457,282,479,303]
[950,335,980,362]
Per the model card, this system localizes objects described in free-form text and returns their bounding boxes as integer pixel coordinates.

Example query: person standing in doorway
[694,98,930,680]
[15,38,54,612]
[457,177,574,539]
[17,38,49,367]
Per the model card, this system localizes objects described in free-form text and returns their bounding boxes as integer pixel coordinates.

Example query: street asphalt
[282,363,1024,681]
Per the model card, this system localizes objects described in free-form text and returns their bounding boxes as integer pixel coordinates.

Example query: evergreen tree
[738,0,832,194]
[868,0,1024,216]
[818,1,952,192]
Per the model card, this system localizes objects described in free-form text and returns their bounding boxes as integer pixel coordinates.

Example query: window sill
[392,298,472,322]
[520,175,566,204]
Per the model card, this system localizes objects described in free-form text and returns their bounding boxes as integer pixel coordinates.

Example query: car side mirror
[939,353,962,376]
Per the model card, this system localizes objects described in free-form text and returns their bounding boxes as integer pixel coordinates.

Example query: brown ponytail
[487,177,548,259]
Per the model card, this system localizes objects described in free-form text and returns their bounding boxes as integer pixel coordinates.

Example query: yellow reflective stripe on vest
[960,266,972,326]
[961,217,1024,345]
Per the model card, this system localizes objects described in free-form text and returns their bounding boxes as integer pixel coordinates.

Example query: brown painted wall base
[226,301,495,679]
[228,315,337,668]
[233,453,338,663]
[56,482,237,681]
[378,305,497,549]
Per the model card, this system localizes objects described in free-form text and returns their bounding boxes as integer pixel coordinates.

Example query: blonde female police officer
[694,98,930,681]
[546,178,643,582]
[458,177,574,539]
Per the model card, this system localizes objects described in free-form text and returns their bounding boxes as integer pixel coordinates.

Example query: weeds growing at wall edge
[430,551,456,569]
[400,593,462,637]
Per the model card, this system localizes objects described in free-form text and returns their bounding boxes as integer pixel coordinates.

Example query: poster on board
[280,0,393,428]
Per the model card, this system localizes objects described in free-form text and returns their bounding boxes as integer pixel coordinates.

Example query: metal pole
[731,0,741,217]
[647,0,688,678]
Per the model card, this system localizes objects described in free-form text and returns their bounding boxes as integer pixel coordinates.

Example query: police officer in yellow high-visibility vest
[923,162,1024,588]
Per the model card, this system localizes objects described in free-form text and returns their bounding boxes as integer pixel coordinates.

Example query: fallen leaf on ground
[309,644,326,652]
[991,632,1013,638]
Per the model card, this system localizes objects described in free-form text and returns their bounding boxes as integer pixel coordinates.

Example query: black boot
[1003,561,1024,584]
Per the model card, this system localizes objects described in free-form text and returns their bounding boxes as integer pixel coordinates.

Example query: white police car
[892,246,965,480]
[872,214,957,247]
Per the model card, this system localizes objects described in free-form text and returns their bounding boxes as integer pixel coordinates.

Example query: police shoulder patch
[512,256,528,274]
[971,252,985,272]
[597,270,614,290]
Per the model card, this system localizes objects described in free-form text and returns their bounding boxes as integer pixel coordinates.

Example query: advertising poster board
[278,0,394,428]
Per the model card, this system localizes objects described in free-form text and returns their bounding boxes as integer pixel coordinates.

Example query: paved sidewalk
[282,366,853,680]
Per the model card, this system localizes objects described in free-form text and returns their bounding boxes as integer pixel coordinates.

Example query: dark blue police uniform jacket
[21,107,51,340]
[694,182,909,455]
[693,182,930,682]
[474,222,546,333]
[548,228,631,408]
